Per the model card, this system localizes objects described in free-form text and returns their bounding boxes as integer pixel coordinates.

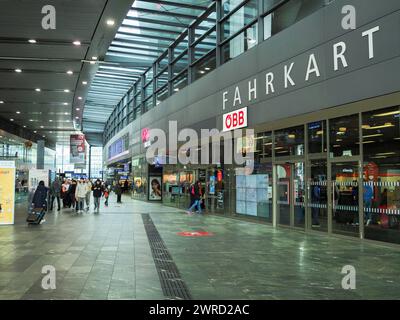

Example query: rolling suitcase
[27,207,46,225]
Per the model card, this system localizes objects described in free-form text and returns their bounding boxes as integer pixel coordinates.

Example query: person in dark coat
[92,179,103,213]
[114,182,123,203]
[32,181,48,210]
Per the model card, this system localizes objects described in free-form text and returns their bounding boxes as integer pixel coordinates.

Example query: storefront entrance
[275,161,305,229]
[274,158,362,236]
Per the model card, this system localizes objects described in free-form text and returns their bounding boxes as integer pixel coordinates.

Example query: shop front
[226,97,400,244]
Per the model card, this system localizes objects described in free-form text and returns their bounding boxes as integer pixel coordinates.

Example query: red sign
[141,128,150,143]
[223,107,247,132]
[70,134,86,164]
[177,231,214,237]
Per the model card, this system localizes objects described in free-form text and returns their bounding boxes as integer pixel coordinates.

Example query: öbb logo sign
[223,107,248,132]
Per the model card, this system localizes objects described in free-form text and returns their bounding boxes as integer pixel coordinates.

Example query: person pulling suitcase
[27,181,48,225]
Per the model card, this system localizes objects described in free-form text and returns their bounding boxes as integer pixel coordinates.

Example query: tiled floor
[0,195,399,300]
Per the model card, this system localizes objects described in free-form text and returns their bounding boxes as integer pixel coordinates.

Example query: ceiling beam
[137,0,209,11]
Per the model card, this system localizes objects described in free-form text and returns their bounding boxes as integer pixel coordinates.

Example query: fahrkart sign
[223,107,247,132]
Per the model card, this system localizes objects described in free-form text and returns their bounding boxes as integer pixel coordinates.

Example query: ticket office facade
[104,0,400,244]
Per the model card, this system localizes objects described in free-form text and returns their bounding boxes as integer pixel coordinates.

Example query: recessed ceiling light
[73,41,81,46]
[23,126,26,128]
[35,88,41,92]
[92,57,98,60]
[82,81,87,85]
[34,131,37,133]
[76,108,80,111]
[16,111,20,114]
[40,126,44,129]
[28,39,37,44]
[29,119,34,122]
[106,19,115,26]
[15,68,22,73]
[0,101,4,104]
[64,112,69,115]
[67,70,73,75]
[10,119,14,121]
[63,103,68,105]
[90,61,96,65]
[78,97,82,100]
[49,120,53,122]
[75,117,79,119]
[205,67,211,71]
[64,89,70,93]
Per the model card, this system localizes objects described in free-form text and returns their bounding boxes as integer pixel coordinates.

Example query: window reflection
[329,114,359,157]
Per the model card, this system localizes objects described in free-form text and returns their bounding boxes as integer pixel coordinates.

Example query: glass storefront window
[222,22,258,64]
[194,29,217,62]
[172,52,188,77]
[255,131,273,160]
[194,11,216,41]
[173,71,188,93]
[263,0,281,13]
[156,68,168,91]
[222,0,258,41]
[264,0,328,41]
[329,114,360,158]
[308,120,327,154]
[192,51,216,82]
[156,85,169,105]
[275,125,304,157]
[362,106,400,244]
[145,81,153,98]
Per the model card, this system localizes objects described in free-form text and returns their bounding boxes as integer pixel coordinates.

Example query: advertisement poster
[0,161,16,225]
[148,176,162,201]
[209,175,216,195]
[28,169,49,192]
[70,134,86,164]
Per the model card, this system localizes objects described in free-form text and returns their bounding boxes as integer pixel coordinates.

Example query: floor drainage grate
[142,213,192,300]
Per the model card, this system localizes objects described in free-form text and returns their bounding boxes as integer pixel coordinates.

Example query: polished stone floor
[0,194,399,300]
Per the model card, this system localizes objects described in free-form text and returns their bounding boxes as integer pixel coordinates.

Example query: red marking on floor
[177,231,214,237]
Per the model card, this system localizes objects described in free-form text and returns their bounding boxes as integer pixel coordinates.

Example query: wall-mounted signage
[108,134,129,161]
[223,106,247,132]
[0,161,16,225]
[70,134,86,164]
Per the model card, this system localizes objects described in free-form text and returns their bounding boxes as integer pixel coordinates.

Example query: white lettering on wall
[362,26,380,59]
[305,54,321,81]
[333,42,349,71]
[222,91,229,110]
[266,72,275,95]
[233,86,242,107]
[284,63,295,88]
[248,78,257,102]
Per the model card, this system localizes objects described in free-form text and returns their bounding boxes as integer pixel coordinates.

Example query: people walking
[69,179,77,210]
[49,178,61,211]
[92,179,103,213]
[31,181,48,223]
[104,185,110,206]
[187,181,202,215]
[75,178,87,213]
[114,181,122,203]
[61,179,70,208]
[85,178,92,211]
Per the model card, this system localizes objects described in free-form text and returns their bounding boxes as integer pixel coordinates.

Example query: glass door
[307,159,328,232]
[331,161,361,237]
[276,162,305,228]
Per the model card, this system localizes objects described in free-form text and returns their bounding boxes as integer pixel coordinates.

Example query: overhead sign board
[223,106,247,132]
